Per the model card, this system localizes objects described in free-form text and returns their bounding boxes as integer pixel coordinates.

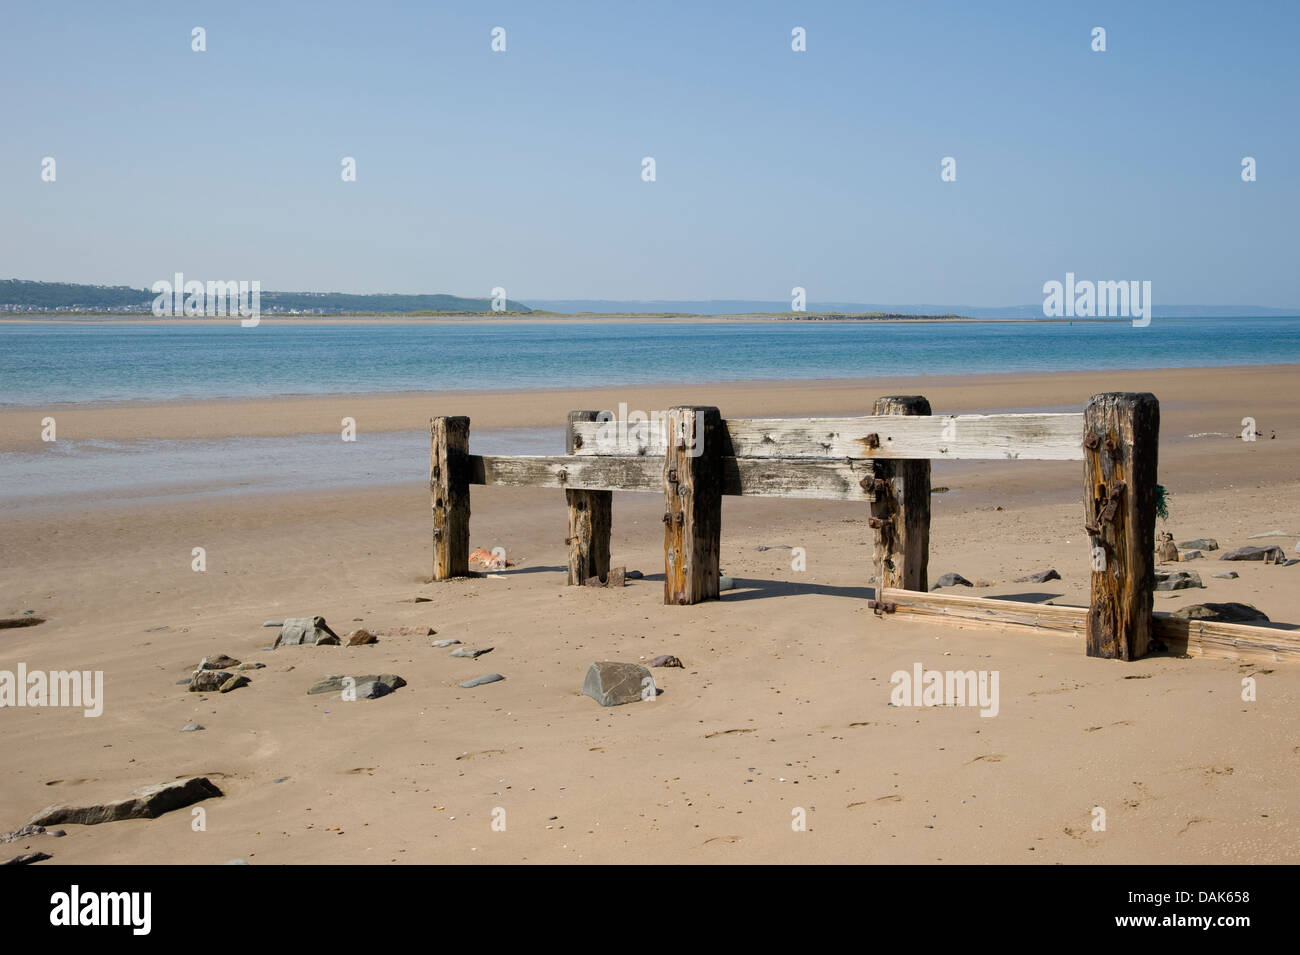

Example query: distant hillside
[0,280,531,314]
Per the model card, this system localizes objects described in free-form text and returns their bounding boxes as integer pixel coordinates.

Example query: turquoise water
[1,317,1298,407]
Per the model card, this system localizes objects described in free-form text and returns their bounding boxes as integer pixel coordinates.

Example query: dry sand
[1,365,1297,864]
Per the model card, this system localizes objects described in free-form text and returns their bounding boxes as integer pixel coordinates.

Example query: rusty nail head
[865,432,880,449]
[662,512,671,524]
[668,468,678,483]
[859,476,872,491]
[873,478,889,493]
[572,434,584,449]
[868,517,884,529]
[676,512,684,526]
[556,469,568,483]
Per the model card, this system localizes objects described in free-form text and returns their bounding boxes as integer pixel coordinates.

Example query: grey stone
[0,823,60,844]
[1155,570,1203,591]
[28,777,223,827]
[450,646,492,659]
[720,576,736,591]
[198,654,240,670]
[582,662,654,707]
[459,673,505,688]
[1178,550,1203,561]
[1171,602,1270,623]
[351,680,392,700]
[262,621,283,628]
[223,858,249,865]
[647,654,683,668]
[431,638,461,648]
[1212,572,1239,579]
[1178,538,1219,551]
[1247,530,1292,539]
[314,633,341,646]
[180,722,205,732]
[1014,569,1060,583]
[626,570,644,579]
[931,573,973,590]
[607,567,626,588]
[188,670,233,692]
[307,674,406,696]
[1220,545,1286,562]
[237,661,265,670]
[274,616,341,648]
[219,674,250,693]
[3,852,51,865]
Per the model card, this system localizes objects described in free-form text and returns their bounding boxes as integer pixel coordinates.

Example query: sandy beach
[1,365,1297,864]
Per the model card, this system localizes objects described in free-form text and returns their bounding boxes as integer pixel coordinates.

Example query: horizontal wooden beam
[571,413,1084,461]
[877,588,1300,663]
[469,454,876,501]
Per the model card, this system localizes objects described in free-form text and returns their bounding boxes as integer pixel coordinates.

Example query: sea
[2,317,1296,508]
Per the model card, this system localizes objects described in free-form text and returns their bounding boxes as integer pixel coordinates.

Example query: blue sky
[2,0,1297,307]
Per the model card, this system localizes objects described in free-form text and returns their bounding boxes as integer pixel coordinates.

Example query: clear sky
[2,0,1297,307]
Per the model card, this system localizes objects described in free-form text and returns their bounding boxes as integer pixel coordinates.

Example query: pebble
[180,722,205,732]
[431,638,462,648]
[451,646,493,658]
[1212,572,1239,579]
[460,674,505,688]
[262,621,282,628]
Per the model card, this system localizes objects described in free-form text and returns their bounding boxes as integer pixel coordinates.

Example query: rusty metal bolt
[667,468,678,483]
[864,432,881,449]
[556,468,568,483]
[873,478,889,493]
[572,434,584,449]
[662,512,672,524]
[675,512,684,527]
[1083,431,1102,451]
[1104,434,1119,457]
[859,476,873,491]
[432,528,443,540]
[868,517,885,529]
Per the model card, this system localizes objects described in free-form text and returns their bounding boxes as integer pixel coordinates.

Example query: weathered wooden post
[1083,393,1159,660]
[870,395,931,595]
[566,410,613,585]
[663,406,723,605]
[431,416,471,581]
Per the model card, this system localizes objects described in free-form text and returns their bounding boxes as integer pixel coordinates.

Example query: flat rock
[180,722,205,732]
[450,646,492,659]
[720,576,736,591]
[1014,569,1060,583]
[386,627,436,637]
[626,570,644,579]
[199,654,240,670]
[0,617,45,629]
[262,621,283,628]
[1171,602,1270,623]
[1178,538,1219,550]
[647,654,683,668]
[274,616,342,648]
[346,629,378,646]
[1220,545,1287,562]
[1247,530,1292,539]
[29,776,223,827]
[459,673,505,688]
[431,638,461,648]
[3,852,51,865]
[1154,570,1203,591]
[607,567,626,588]
[0,823,64,844]
[237,661,265,670]
[1178,550,1203,561]
[931,573,973,590]
[307,674,406,696]
[1212,572,1239,579]
[582,662,654,707]
[188,670,233,692]
[400,596,433,603]
[219,675,250,693]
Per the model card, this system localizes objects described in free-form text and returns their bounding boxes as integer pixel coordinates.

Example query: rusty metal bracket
[868,516,885,529]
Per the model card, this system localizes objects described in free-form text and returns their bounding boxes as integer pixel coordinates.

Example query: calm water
[2,317,1295,508]
[2,317,1298,407]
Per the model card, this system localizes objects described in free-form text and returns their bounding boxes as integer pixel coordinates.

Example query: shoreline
[1,364,1296,451]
